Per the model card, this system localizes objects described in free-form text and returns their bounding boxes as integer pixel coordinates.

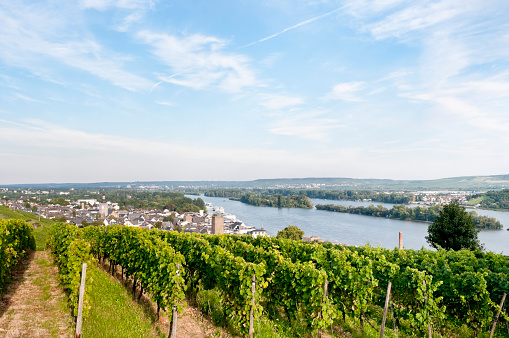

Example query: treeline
[316,204,503,229]
[238,193,314,209]
[293,189,412,204]
[204,188,412,204]
[470,188,509,210]
[204,188,245,198]
[102,190,206,213]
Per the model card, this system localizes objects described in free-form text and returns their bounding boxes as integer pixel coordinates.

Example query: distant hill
[3,174,509,191]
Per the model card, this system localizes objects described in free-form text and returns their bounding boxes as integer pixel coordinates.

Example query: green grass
[0,205,54,250]
[466,196,486,205]
[34,225,50,251]
[82,267,163,338]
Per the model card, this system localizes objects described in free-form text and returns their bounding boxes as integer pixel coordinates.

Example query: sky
[1,0,509,184]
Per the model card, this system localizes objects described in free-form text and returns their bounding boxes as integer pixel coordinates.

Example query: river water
[191,195,509,254]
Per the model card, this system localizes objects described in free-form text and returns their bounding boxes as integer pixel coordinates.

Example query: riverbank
[316,203,503,229]
[190,195,509,254]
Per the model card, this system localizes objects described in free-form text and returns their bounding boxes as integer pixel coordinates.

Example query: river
[189,195,508,254]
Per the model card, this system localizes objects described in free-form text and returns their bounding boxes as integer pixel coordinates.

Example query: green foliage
[276,225,304,240]
[205,188,412,204]
[82,226,187,321]
[205,189,314,208]
[240,193,314,209]
[426,200,483,251]
[317,203,502,229]
[155,231,267,335]
[79,225,508,336]
[50,197,70,206]
[52,215,67,223]
[47,223,97,317]
[195,288,225,325]
[469,188,509,209]
[0,219,36,293]
[99,190,206,212]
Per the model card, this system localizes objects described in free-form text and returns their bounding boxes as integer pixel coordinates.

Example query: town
[1,192,272,238]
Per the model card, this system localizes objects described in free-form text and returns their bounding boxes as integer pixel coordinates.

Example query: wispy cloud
[342,0,509,139]
[80,0,155,11]
[270,110,343,141]
[138,31,257,92]
[0,2,153,91]
[14,93,42,103]
[324,81,365,102]
[241,6,344,48]
[115,11,144,32]
[259,94,304,110]
[154,101,174,106]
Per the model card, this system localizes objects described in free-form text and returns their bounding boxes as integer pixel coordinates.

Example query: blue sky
[1,0,509,184]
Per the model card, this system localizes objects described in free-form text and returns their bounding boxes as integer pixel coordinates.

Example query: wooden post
[75,263,87,338]
[249,274,256,338]
[399,232,403,249]
[380,281,392,338]
[318,280,329,338]
[168,305,178,338]
[169,263,180,338]
[423,280,431,337]
[490,293,507,338]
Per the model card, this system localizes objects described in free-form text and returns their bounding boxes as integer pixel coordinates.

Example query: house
[248,226,268,238]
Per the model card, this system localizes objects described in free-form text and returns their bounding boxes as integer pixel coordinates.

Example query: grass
[34,224,51,251]
[82,266,163,338]
[466,196,486,205]
[0,205,53,250]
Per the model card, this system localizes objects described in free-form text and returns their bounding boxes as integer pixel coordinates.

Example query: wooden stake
[169,263,181,338]
[168,305,178,338]
[249,274,256,338]
[490,293,507,338]
[380,281,392,338]
[318,280,329,338]
[75,263,87,338]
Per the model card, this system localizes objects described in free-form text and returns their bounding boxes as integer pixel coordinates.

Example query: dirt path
[0,251,73,338]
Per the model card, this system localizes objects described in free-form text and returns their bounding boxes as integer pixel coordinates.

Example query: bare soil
[0,251,73,338]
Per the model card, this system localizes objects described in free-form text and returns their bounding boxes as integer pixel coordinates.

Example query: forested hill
[3,174,509,191]
[468,189,509,210]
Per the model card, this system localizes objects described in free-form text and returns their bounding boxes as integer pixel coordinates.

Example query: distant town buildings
[211,215,224,235]
[1,191,269,237]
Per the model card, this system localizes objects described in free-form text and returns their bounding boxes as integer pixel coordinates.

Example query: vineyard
[0,219,36,294]
[46,223,509,337]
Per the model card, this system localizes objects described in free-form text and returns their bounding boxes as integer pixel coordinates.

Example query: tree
[425,200,483,251]
[276,225,304,241]
[154,221,163,229]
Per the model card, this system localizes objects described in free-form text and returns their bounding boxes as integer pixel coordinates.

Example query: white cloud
[138,31,257,93]
[155,101,174,106]
[270,111,343,140]
[0,119,289,164]
[81,0,155,11]
[115,11,144,32]
[14,93,42,103]
[366,1,466,39]
[325,81,364,102]
[259,94,304,110]
[0,2,153,91]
